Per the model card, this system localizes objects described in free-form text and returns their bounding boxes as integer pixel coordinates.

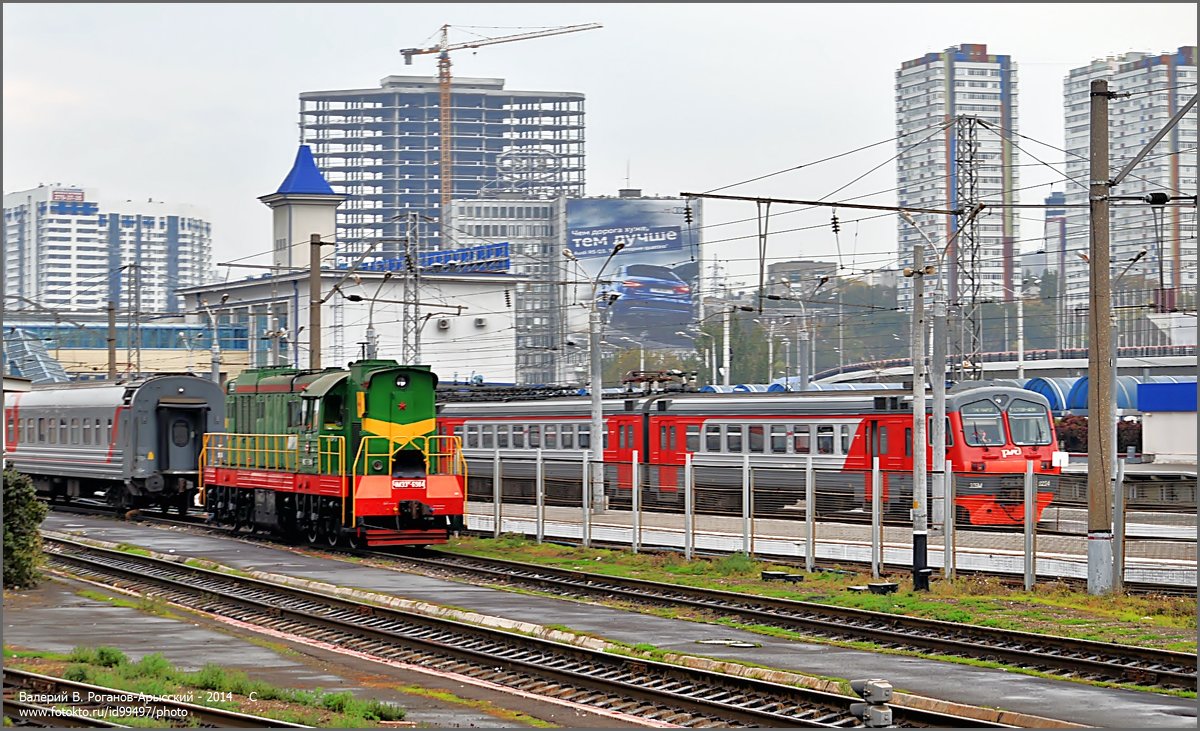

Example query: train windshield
[1007,399,1053,445]
[961,399,1005,447]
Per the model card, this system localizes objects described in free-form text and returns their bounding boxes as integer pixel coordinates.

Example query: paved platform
[41,513,1198,728]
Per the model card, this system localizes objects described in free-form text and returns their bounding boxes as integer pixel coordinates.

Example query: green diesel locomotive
[200,359,466,547]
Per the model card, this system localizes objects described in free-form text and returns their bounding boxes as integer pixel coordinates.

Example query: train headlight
[372,459,384,471]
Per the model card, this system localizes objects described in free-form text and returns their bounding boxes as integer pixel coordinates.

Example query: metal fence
[464,450,1197,590]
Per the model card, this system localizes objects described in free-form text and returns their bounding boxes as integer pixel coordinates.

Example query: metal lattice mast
[400,214,422,365]
[954,116,983,380]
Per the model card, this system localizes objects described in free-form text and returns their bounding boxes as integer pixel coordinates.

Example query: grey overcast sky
[4,3,1196,286]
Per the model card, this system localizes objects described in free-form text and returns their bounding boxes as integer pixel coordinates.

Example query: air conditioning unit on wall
[474,317,487,327]
[437,318,450,330]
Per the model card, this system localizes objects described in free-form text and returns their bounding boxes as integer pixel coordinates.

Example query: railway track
[378,549,1198,692]
[43,536,1008,728]
[3,668,307,728]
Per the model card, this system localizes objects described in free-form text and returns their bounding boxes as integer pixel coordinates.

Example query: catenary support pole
[931,292,947,531]
[909,246,930,590]
[1086,79,1115,595]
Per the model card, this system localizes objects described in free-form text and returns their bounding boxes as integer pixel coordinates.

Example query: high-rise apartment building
[894,44,1020,311]
[300,75,586,251]
[1061,47,1197,324]
[3,185,213,316]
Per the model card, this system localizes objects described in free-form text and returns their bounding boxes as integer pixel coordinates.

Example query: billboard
[564,198,702,350]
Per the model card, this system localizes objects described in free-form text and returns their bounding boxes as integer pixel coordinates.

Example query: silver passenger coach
[3,375,225,511]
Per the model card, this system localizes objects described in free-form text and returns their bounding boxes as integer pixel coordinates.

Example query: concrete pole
[1087,79,1115,595]
[798,326,810,392]
[1017,294,1025,380]
[722,306,732,386]
[931,292,947,530]
[910,246,929,590]
[309,233,323,370]
[208,311,221,384]
[589,307,606,512]
[107,301,117,380]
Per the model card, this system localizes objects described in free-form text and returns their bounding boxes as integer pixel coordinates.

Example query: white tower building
[1060,46,1197,346]
[894,44,1021,313]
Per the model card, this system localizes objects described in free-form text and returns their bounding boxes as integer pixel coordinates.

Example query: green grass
[75,589,181,619]
[10,646,406,726]
[437,536,1197,653]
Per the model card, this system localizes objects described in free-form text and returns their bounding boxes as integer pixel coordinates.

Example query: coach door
[157,404,206,475]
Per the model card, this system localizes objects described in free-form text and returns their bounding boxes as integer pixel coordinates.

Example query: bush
[3,469,48,588]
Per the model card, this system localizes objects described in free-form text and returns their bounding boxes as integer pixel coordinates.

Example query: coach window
[561,425,574,449]
[512,426,526,448]
[544,425,558,450]
[748,425,765,453]
[575,424,588,449]
[528,425,541,448]
[793,425,811,454]
[59,419,67,444]
[878,426,888,454]
[27,419,35,442]
[840,424,852,454]
[769,425,787,453]
[4,414,13,443]
[481,425,494,449]
[465,424,479,448]
[705,424,721,452]
[659,425,669,453]
[685,425,700,452]
[726,425,743,453]
[816,425,835,454]
[106,419,113,443]
[496,425,510,449]
[70,418,80,444]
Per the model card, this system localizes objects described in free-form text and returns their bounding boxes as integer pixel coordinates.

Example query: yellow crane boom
[400,23,602,238]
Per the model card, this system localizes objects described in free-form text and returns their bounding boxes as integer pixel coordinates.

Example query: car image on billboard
[598,263,693,332]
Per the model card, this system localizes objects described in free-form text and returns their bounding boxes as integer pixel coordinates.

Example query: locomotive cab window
[322,394,345,429]
[1008,399,1052,445]
[962,399,1004,447]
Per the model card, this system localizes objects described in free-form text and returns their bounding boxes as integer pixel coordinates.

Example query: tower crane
[400,23,602,231]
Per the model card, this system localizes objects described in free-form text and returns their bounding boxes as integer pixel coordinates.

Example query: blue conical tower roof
[275,145,335,195]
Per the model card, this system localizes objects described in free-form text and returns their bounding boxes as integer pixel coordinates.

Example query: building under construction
[300,75,586,251]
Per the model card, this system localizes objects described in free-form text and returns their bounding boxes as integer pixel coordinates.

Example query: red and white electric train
[437,383,1062,526]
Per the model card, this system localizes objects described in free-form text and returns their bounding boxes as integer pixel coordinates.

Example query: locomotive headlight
[372,459,384,471]
[395,375,409,388]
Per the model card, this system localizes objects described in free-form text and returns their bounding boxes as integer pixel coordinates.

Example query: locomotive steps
[44,529,1084,729]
